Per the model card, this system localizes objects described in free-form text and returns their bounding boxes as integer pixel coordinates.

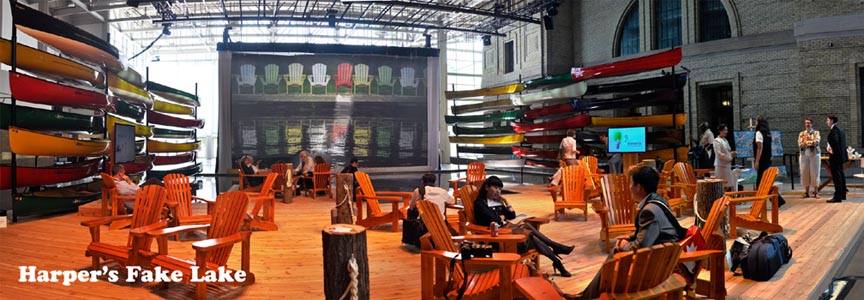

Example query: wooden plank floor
[0,183,862,299]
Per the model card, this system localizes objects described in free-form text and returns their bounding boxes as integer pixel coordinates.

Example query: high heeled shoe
[553,262,572,278]
[554,244,575,255]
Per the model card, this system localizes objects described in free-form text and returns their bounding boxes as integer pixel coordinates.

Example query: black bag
[741,232,792,281]
[729,235,752,274]
[401,208,426,247]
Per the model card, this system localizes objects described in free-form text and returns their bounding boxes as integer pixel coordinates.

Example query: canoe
[0,158,102,189]
[152,127,196,139]
[523,134,565,144]
[523,73,573,90]
[585,73,687,95]
[148,162,202,179]
[108,73,153,109]
[512,114,591,133]
[120,155,154,174]
[107,114,153,137]
[444,110,525,124]
[455,146,514,155]
[146,81,200,107]
[452,124,514,135]
[9,72,111,109]
[153,99,194,115]
[11,2,122,72]
[9,126,110,156]
[115,100,145,121]
[449,134,524,145]
[642,146,689,162]
[575,130,683,145]
[147,140,201,153]
[148,111,205,129]
[0,103,104,133]
[13,179,103,218]
[135,139,145,154]
[117,67,144,89]
[452,98,518,115]
[513,82,588,105]
[524,89,680,120]
[0,38,104,88]
[512,147,558,159]
[591,113,687,127]
[153,152,196,166]
[571,48,682,81]
[525,158,558,168]
[445,83,524,99]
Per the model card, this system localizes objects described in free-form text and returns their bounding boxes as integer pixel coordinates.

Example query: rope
[338,254,360,300]
[693,193,707,224]
[335,181,355,223]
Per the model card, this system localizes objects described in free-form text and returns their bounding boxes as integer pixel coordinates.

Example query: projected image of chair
[283,63,306,94]
[334,63,353,95]
[261,64,281,94]
[377,65,396,95]
[399,67,420,96]
[308,63,331,95]
[235,64,257,94]
[353,64,374,94]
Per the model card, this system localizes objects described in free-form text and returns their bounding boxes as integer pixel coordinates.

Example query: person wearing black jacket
[826,114,848,203]
[753,116,772,187]
[473,176,575,277]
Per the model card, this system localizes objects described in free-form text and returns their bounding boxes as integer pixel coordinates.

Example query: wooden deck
[0,183,862,299]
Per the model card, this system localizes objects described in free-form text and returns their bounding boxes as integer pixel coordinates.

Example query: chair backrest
[582,156,600,174]
[127,185,168,250]
[378,65,394,86]
[287,63,304,83]
[313,163,332,190]
[163,173,194,218]
[336,63,353,83]
[673,162,698,201]
[101,172,118,191]
[271,163,291,191]
[459,184,480,224]
[600,174,634,226]
[657,160,676,196]
[311,63,328,83]
[207,191,251,266]
[355,171,382,215]
[240,64,256,85]
[701,196,730,249]
[466,162,486,187]
[749,167,778,218]
[417,200,465,283]
[264,64,280,84]
[599,242,682,294]
[561,165,589,204]
[354,64,370,83]
[257,173,279,198]
[400,67,416,86]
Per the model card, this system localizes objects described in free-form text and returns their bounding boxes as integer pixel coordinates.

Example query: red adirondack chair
[335,63,353,94]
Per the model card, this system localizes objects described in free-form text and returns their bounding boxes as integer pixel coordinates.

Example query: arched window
[653,0,681,49]
[699,0,731,42]
[617,4,640,57]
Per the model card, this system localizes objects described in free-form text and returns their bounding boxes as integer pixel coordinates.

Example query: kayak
[513,82,588,105]
[115,100,145,121]
[452,124,515,135]
[525,159,558,168]
[512,147,558,159]
[522,73,573,90]
[13,179,103,218]
[148,111,205,128]
[148,162,202,179]
[9,126,110,156]
[523,135,566,144]
[455,146,514,155]
[152,127,196,139]
[116,67,144,89]
[0,38,104,88]
[147,140,201,153]
[524,89,680,120]
[449,134,525,145]
[451,98,519,115]
[0,103,104,133]
[9,71,111,109]
[135,139,145,154]
[575,129,683,145]
[444,110,525,124]
[108,72,153,109]
[153,99,194,115]
[571,48,682,81]
[445,83,524,99]
[106,114,153,137]
[153,152,196,166]
[0,157,102,189]
[585,73,687,95]
[590,113,687,127]
[119,155,154,174]
[512,114,591,133]
[146,81,200,107]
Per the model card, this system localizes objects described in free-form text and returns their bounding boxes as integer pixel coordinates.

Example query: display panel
[113,123,136,163]
[607,127,647,153]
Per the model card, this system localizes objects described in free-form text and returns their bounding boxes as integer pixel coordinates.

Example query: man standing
[753,116,772,188]
[826,114,848,203]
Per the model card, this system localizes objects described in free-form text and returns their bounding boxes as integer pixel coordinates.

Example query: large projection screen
[217,43,440,188]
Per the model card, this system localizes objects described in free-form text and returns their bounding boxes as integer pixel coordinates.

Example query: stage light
[482,35,491,46]
[162,24,171,36]
[424,34,432,48]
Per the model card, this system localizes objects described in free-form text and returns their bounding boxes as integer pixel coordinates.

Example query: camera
[459,241,493,259]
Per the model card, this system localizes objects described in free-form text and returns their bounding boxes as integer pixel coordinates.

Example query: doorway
[699,84,735,150]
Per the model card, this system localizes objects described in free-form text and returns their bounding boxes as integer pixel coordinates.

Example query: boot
[554,244,575,255]
[553,261,572,278]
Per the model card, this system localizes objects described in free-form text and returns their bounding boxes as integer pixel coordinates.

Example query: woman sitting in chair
[474,176,575,277]
[240,156,263,187]
[403,174,455,251]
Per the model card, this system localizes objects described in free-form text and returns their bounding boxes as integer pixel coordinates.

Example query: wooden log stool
[322,224,369,300]
[695,179,726,232]
[331,174,355,224]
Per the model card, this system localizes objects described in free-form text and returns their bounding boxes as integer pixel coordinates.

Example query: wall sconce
[721,100,731,107]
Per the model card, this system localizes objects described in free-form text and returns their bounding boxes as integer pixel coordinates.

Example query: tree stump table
[323,224,369,300]
[695,178,726,231]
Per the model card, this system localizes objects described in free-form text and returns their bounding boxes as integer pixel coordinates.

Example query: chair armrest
[129,220,169,237]
[421,250,520,265]
[669,183,697,189]
[678,249,724,262]
[446,203,464,210]
[725,190,757,197]
[728,195,773,204]
[448,178,467,184]
[147,224,211,238]
[192,196,215,204]
[376,191,413,198]
[461,234,528,244]
[193,231,251,252]
[359,195,406,202]
[81,214,132,227]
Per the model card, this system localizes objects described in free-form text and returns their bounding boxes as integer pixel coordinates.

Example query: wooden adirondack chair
[353,63,374,94]
[309,163,332,200]
[448,162,486,201]
[417,200,535,300]
[283,63,306,94]
[515,243,687,300]
[553,165,590,221]
[244,172,279,231]
[597,174,636,253]
[657,160,676,199]
[308,63,331,94]
[354,171,412,232]
[147,191,255,300]
[581,156,604,199]
[163,173,215,228]
[235,64,257,94]
[334,63,353,94]
[270,163,291,195]
[82,185,169,269]
[678,196,729,300]
[100,172,136,216]
[377,65,396,95]
[400,67,420,96]
[726,167,782,238]
[669,162,698,216]
[457,184,484,235]
[261,63,281,93]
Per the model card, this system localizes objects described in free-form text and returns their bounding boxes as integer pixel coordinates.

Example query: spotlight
[424,34,432,48]
[161,23,171,36]
[543,15,554,30]
[482,35,491,46]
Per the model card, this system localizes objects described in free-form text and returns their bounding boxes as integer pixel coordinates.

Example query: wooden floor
[1,183,862,299]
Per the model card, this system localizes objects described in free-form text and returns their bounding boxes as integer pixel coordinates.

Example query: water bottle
[490,222,499,237]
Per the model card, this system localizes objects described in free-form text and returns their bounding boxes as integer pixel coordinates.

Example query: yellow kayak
[591,113,687,127]
[106,114,153,137]
[449,134,525,145]
[153,99,194,115]
[0,39,104,88]
[147,140,200,153]
[108,73,153,109]
[641,146,689,162]
[445,83,524,99]
[9,126,109,156]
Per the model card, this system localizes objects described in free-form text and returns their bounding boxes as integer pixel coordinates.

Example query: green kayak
[146,81,200,107]
[14,179,102,218]
[444,110,525,124]
[115,100,145,121]
[0,103,104,133]
[452,124,515,135]
[152,127,196,139]
[451,98,518,115]
[522,73,572,89]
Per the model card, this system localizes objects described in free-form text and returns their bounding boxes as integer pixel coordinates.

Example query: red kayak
[525,159,559,168]
[0,158,102,189]
[148,111,205,129]
[523,135,567,144]
[571,48,682,81]
[153,152,196,166]
[511,147,558,159]
[119,155,154,174]
[524,89,679,120]
[9,72,111,109]
[512,114,591,133]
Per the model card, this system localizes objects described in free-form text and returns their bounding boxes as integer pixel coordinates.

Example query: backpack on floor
[741,232,792,281]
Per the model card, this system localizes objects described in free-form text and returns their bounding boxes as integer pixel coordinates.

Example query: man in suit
[826,114,848,203]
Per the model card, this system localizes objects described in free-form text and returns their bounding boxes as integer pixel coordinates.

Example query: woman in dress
[798,118,821,198]
[713,124,736,190]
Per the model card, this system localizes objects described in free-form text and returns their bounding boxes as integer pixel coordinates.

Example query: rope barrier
[335,181,355,223]
[338,254,360,300]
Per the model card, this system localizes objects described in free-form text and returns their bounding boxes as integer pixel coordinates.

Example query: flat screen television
[607,127,647,153]
[113,123,136,163]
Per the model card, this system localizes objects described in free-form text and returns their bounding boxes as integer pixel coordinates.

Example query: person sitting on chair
[403,173,455,251]
[240,156,263,187]
[294,151,315,195]
[112,165,139,213]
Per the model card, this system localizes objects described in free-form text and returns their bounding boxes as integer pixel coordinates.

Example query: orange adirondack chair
[726,167,782,238]
[354,171,412,232]
[309,163,332,199]
[678,196,729,299]
[553,165,590,221]
[448,161,486,201]
[270,163,291,195]
[163,173,215,227]
[335,63,353,94]
[244,173,279,231]
[669,162,698,216]
[657,160,676,199]
[81,185,169,269]
[147,191,255,300]
[100,172,136,216]
[597,174,636,253]
[456,184,486,235]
